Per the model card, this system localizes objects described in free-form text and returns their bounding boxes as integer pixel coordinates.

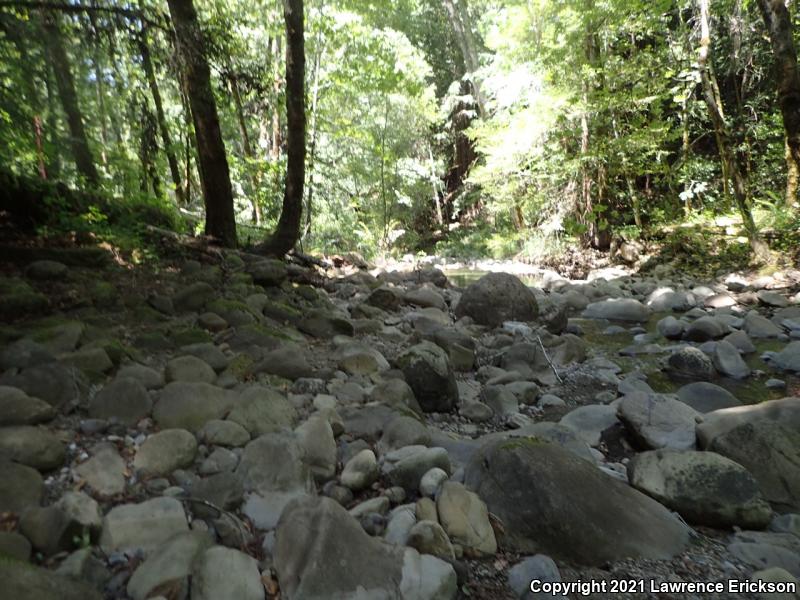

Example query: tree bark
[756,0,800,206]
[697,0,770,260]
[139,30,186,204]
[166,0,237,246]
[441,0,485,117]
[41,11,99,185]
[259,0,305,256]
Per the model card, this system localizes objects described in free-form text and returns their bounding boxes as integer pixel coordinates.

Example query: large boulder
[772,342,800,373]
[455,273,539,328]
[696,397,800,448]
[275,496,456,600]
[627,449,772,529]
[712,340,750,379]
[709,420,800,514]
[397,341,458,413]
[464,438,690,565]
[582,298,650,322]
[617,392,700,450]
[676,382,741,413]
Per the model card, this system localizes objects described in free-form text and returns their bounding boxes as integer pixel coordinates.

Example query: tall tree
[756,0,800,205]
[441,0,484,116]
[166,0,237,246]
[41,11,99,185]
[139,28,186,204]
[260,0,305,256]
[696,0,769,260]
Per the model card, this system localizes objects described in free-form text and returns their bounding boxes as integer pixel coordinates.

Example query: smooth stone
[100,497,189,554]
[0,385,55,425]
[340,449,379,491]
[454,272,538,327]
[127,530,211,600]
[133,429,197,477]
[74,444,126,497]
[676,382,741,413]
[397,341,458,413]
[165,355,217,384]
[274,496,456,600]
[0,425,65,471]
[153,382,235,432]
[198,419,251,447]
[0,459,42,513]
[227,386,297,436]
[437,481,496,556]
[582,298,650,322]
[116,363,165,389]
[89,377,152,426]
[559,405,618,448]
[628,449,772,529]
[617,392,700,450]
[191,546,265,600]
[464,438,690,566]
[712,340,751,379]
[0,560,103,600]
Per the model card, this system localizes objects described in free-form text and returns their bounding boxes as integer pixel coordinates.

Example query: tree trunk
[230,75,262,225]
[41,11,99,186]
[697,0,770,261]
[756,0,800,206]
[441,0,485,117]
[259,0,305,257]
[139,30,186,204]
[166,0,237,247]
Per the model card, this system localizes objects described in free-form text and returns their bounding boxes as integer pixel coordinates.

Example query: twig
[535,335,563,384]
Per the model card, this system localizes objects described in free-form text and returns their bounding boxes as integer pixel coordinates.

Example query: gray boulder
[89,377,152,426]
[275,496,456,600]
[676,382,741,413]
[582,298,650,322]
[628,449,772,528]
[455,273,539,327]
[397,341,458,413]
[617,392,700,450]
[464,438,690,565]
[712,340,751,379]
[666,346,715,380]
[709,420,800,513]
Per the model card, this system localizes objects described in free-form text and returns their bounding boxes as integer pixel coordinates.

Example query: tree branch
[0,0,166,29]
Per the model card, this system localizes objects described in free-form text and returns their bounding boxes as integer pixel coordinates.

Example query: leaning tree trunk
[697,0,770,261]
[259,0,305,257]
[41,11,99,186]
[166,0,237,247]
[139,30,186,204]
[756,0,800,206]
